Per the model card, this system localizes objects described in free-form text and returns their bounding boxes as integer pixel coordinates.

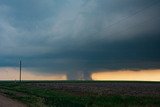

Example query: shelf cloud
[0,0,160,79]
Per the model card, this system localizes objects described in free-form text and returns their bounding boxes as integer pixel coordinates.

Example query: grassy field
[0,81,160,107]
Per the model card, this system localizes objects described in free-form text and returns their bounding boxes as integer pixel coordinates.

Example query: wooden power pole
[20,60,22,82]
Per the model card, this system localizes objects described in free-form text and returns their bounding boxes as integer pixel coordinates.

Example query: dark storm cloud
[0,0,160,77]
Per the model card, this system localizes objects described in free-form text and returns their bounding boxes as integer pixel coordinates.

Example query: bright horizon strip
[91,69,160,81]
[1,67,160,81]
[0,67,67,80]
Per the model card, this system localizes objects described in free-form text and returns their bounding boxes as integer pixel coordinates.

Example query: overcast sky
[0,0,160,78]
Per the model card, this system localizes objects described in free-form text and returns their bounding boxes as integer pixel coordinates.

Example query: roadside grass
[0,81,160,107]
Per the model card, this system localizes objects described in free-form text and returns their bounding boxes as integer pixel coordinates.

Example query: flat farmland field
[0,81,160,107]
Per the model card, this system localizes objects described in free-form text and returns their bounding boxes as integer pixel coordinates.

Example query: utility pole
[20,60,22,82]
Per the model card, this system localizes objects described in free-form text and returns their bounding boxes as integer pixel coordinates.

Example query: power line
[110,14,160,39]
[101,0,160,34]
[20,60,22,82]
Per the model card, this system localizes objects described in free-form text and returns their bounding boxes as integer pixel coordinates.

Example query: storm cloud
[0,0,160,79]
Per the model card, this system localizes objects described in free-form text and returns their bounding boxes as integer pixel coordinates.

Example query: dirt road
[0,94,26,107]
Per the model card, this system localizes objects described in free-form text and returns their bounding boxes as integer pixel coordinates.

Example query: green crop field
[0,81,160,107]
